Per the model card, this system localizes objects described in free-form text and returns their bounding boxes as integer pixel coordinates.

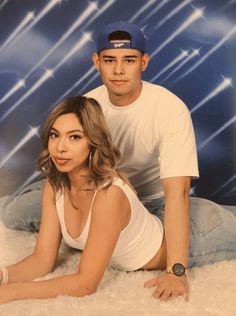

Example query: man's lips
[110,80,128,85]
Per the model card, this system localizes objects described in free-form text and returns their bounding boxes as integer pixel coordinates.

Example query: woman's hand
[144,273,189,302]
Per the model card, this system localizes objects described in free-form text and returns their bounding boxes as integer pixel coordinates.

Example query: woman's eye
[70,135,81,141]
[49,132,58,139]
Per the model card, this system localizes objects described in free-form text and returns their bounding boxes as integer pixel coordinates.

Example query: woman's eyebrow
[50,127,84,134]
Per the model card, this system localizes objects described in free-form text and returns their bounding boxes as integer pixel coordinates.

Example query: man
[0,21,209,301]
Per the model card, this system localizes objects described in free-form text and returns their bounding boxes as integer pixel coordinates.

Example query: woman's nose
[56,138,67,152]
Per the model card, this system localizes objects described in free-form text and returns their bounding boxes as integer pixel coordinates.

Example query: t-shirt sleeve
[158,109,199,179]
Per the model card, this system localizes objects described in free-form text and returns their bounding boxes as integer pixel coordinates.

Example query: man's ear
[141,53,150,72]
[92,52,100,71]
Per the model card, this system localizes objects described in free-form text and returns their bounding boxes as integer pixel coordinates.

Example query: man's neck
[108,82,143,107]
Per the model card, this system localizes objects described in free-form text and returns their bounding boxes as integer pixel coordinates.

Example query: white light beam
[0,12,35,54]
[0,126,39,168]
[198,115,236,151]
[23,2,97,79]
[143,0,171,23]
[151,50,189,82]
[82,0,117,29]
[0,0,9,11]
[3,0,61,51]
[78,72,100,95]
[0,70,54,123]
[162,48,200,83]
[0,34,90,122]
[151,8,204,58]
[176,24,236,81]
[191,76,233,114]
[209,174,236,197]
[0,3,96,104]
[53,32,91,72]
[0,80,26,104]
[154,0,194,30]
[130,0,156,22]
[49,66,96,112]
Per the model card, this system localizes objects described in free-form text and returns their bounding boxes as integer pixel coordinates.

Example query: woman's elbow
[74,275,99,297]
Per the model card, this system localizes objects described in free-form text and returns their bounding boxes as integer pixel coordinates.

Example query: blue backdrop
[0,0,236,204]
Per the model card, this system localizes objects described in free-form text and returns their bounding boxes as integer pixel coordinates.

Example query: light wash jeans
[144,197,236,268]
[1,179,236,268]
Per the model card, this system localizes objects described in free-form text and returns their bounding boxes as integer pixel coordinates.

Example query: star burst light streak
[0,0,9,11]
[191,76,233,114]
[0,80,26,104]
[151,50,189,82]
[0,3,96,104]
[0,33,91,122]
[198,115,236,151]
[45,66,97,116]
[2,0,61,52]
[0,126,39,168]
[0,12,34,54]
[78,72,100,95]
[154,0,194,30]
[162,48,200,83]
[143,0,171,23]
[150,8,204,58]
[130,0,156,22]
[176,24,236,81]
[209,174,236,198]
[0,70,54,123]
[82,0,117,30]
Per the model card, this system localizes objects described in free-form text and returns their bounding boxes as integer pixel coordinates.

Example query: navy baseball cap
[96,21,146,53]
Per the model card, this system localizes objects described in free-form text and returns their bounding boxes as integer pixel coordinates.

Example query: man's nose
[113,61,125,75]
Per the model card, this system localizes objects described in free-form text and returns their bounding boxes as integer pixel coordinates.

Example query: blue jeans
[144,197,236,268]
[1,179,236,268]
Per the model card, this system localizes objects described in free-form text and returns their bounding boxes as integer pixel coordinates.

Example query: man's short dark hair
[108,31,131,42]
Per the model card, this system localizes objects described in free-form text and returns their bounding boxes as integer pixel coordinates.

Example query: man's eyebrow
[102,55,138,59]
[50,127,84,134]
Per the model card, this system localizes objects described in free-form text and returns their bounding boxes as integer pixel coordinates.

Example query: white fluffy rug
[0,221,236,316]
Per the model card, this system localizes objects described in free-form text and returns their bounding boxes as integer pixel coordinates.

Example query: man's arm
[144,176,190,301]
[162,176,190,270]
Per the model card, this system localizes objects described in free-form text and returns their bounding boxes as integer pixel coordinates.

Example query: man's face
[92,48,149,105]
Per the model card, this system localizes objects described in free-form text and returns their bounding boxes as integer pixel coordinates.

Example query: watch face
[173,263,185,276]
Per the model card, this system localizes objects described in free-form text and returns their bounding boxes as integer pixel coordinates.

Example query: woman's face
[48,113,90,174]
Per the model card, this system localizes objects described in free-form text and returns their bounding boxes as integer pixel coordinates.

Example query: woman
[0,96,236,304]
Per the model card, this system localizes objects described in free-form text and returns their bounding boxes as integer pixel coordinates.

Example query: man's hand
[144,273,189,302]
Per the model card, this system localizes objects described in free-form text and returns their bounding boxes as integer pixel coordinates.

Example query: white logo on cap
[114,42,125,48]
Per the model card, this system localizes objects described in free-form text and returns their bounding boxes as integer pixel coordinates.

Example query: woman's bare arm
[0,184,130,304]
[4,180,62,283]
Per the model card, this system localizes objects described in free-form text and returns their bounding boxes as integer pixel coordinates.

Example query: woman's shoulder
[93,178,130,211]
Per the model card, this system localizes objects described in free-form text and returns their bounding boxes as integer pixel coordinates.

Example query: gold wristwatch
[166,263,186,277]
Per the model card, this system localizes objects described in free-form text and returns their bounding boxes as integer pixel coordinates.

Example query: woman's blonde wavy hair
[37,96,121,192]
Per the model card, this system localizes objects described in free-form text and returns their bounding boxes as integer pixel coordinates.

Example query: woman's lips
[53,157,70,166]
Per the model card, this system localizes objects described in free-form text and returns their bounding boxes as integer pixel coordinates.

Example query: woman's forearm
[5,253,54,284]
[0,273,95,304]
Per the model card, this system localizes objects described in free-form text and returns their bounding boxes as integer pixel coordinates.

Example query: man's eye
[125,59,135,63]
[104,59,114,63]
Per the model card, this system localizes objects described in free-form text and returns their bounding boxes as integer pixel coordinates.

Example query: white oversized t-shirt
[86,81,199,202]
